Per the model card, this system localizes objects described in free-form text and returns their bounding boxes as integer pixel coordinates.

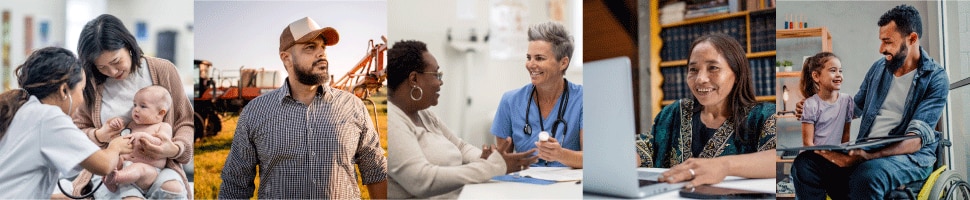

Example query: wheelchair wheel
[929,170,970,200]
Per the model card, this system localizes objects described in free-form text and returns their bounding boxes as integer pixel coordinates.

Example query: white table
[584,168,776,199]
[457,167,583,199]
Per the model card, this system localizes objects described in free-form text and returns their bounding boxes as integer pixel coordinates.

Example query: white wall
[106,0,194,94]
[389,0,582,146]
[776,1,938,145]
[0,0,68,90]
[0,0,193,97]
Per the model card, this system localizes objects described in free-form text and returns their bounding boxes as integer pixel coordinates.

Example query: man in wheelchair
[792,5,950,200]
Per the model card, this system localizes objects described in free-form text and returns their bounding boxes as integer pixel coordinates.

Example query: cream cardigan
[387,102,506,199]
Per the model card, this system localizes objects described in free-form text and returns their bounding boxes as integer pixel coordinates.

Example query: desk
[457,167,583,199]
[584,168,776,199]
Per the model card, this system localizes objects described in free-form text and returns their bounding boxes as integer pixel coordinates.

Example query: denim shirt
[854,47,948,167]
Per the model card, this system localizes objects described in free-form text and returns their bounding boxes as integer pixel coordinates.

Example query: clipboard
[777,135,920,152]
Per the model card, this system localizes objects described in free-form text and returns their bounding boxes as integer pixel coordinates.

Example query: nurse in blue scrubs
[491,22,583,169]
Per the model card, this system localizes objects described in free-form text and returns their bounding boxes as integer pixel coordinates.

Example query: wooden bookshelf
[777,27,832,52]
[662,11,749,28]
[661,8,778,28]
[650,1,776,114]
[776,71,802,78]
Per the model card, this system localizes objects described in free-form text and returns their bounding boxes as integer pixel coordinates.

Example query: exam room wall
[0,0,67,91]
[106,0,195,92]
[388,0,583,147]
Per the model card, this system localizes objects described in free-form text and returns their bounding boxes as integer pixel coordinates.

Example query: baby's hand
[106,117,125,132]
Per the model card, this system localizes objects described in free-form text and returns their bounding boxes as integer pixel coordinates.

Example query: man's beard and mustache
[884,42,908,71]
[293,58,330,85]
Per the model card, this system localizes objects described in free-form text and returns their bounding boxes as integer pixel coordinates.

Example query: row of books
[659,56,776,101]
[659,17,747,61]
[749,57,777,97]
[749,10,776,53]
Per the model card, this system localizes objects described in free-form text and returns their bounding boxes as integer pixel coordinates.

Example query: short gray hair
[528,22,574,64]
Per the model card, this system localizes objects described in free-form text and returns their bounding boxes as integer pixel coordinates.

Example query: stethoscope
[57,128,132,199]
[523,78,570,143]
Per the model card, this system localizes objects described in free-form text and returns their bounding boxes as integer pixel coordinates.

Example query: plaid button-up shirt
[219,81,386,199]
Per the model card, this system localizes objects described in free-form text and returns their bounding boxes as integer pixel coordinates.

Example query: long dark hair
[0,47,84,138]
[800,52,838,98]
[687,34,757,141]
[77,14,144,109]
[386,40,428,93]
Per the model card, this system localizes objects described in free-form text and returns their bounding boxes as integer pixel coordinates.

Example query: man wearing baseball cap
[219,16,387,199]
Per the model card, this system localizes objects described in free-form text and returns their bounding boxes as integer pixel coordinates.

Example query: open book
[777,134,920,152]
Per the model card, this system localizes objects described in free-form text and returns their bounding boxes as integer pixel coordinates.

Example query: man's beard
[884,43,908,71]
[293,59,330,85]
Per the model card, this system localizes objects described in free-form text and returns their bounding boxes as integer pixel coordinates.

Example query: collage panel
[0,0,195,199]
[584,0,778,199]
[193,0,387,199]
[775,1,969,199]
[386,0,583,199]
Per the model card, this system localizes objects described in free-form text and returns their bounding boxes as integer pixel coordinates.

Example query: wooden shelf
[662,11,748,28]
[778,193,796,198]
[649,3,777,119]
[748,50,776,58]
[662,8,776,28]
[756,96,776,102]
[777,27,832,52]
[659,60,688,68]
[777,27,829,39]
[659,51,777,68]
[776,71,802,78]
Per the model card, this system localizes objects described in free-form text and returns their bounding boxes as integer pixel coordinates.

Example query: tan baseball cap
[279,17,339,52]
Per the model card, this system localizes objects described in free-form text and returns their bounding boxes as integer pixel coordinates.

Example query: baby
[101,85,174,193]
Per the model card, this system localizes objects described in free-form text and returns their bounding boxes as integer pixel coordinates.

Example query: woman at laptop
[635,34,777,188]
[491,21,584,169]
[386,40,538,199]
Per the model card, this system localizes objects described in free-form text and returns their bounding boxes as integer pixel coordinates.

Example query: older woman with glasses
[492,21,583,169]
[386,40,537,199]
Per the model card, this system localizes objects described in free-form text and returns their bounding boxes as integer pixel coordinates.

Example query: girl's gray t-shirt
[801,93,855,146]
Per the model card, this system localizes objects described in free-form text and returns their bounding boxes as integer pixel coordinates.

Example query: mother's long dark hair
[0,47,84,138]
[687,34,758,142]
[77,14,144,110]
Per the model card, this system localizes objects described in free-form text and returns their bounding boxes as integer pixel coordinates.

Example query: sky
[194,0,387,83]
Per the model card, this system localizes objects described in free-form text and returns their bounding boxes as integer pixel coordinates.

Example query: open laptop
[583,57,686,198]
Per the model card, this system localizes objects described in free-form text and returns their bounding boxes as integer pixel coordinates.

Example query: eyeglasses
[418,71,444,80]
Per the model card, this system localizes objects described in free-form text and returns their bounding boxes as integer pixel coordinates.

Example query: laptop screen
[582,57,643,197]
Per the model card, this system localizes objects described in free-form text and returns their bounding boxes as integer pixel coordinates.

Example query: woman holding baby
[62,14,194,199]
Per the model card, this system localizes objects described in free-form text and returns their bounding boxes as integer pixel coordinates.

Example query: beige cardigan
[71,56,193,198]
[387,102,505,199]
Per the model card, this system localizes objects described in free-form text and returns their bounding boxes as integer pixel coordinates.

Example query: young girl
[799,52,854,146]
